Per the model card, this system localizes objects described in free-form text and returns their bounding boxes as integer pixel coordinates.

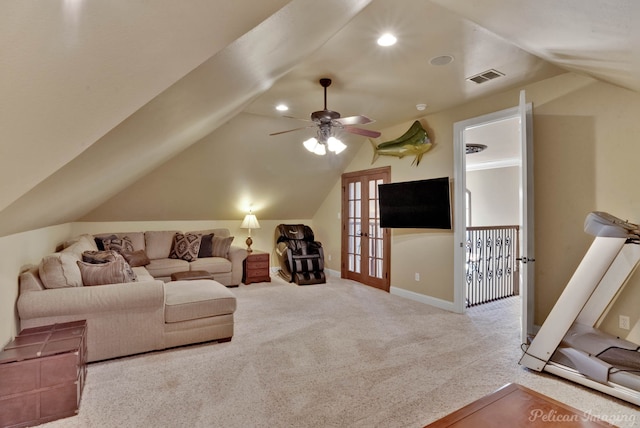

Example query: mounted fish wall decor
[369,120,432,166]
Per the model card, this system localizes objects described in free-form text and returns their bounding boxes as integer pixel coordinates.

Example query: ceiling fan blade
[269,126,311,136]
[335,115,374,126]
[343,126,381,138]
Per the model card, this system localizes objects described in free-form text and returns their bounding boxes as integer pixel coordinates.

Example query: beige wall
[0,224,72,348]
[314,71,640,339]
[467,166,520,227]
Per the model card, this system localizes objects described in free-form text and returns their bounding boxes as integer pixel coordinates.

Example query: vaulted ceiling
[1,0,638,236]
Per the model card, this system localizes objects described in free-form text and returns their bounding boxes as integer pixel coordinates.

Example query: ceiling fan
[270,78,381,155]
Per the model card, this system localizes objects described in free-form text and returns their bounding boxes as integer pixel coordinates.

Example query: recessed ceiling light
[429,55,454,66]
[377,33,397,47]
[416,103,427,111]
[275,104,288,111]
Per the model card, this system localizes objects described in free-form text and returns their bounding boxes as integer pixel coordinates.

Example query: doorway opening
[464,116,521,308]
[453,94,534,347]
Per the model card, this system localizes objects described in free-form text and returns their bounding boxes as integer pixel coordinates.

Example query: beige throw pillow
[77,254,136,286]
[39,253,83,289]
[211,236,234,258]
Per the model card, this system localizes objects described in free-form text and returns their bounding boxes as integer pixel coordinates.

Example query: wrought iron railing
[466,225,519,307]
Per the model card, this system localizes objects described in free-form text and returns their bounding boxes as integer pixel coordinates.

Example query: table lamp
[240,212,260,252]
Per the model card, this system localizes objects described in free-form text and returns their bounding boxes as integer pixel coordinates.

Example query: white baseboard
[390,286,456,312]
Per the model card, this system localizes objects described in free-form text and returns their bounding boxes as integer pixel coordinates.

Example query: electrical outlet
[328,254,332,261]
[619,315,631,330]
[414,273,420,281]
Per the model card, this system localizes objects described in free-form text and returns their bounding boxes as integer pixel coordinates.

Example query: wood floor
[424,383,617,427]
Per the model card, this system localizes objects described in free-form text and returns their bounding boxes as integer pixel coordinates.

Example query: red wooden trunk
[0,320,87,428]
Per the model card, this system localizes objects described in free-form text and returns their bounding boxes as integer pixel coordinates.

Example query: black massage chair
[275,224,326,285]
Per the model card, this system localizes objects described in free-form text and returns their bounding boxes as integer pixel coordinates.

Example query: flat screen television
[378,177,452,229]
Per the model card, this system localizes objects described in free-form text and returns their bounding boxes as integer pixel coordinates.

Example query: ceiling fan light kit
[303,136,346,156]
[270,78,381,156]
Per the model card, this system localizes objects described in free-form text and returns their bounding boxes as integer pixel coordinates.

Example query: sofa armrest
[227,245,248,285]
[17,280,165,321]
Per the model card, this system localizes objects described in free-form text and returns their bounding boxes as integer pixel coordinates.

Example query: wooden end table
[242,251,271,285]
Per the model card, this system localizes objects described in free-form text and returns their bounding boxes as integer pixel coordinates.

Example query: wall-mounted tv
[378,177,452,229]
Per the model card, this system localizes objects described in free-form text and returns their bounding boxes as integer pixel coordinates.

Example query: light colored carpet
[42,276,637,427]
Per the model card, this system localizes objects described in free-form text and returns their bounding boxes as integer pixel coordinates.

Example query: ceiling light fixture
[303,127,346,156]
[276,104,288,111]
[377,33,397,47]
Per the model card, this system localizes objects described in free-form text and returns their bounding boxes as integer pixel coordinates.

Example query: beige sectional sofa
[17,229,247,362]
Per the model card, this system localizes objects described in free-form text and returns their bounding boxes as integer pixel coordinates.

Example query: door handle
[516,257,535,264]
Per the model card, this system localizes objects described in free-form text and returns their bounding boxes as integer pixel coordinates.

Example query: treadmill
[519,211,640,406]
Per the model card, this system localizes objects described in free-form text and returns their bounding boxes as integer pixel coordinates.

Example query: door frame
[453,102,533,329]
[341,166,391,291]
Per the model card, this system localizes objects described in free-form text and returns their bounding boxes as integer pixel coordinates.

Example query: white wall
[466,166,520,227]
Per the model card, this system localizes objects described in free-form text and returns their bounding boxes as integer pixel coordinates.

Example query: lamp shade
[241,214,260,230]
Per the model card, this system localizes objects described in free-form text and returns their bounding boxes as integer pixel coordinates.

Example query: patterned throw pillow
[198,233,214,258]
[169,233,202,262]
[103,236,134,254]
[94,234,118,251]
[211,236,234,258]
[82,250,119,264]
[77,253,137,286]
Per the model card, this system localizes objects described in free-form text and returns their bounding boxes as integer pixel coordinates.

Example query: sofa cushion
[169,233,202,262]
[61,235,99,260]
[132,266,154,282]
[197,233,214,258]
[122,250,151,267]
[145,258,189,278]
[164,280,236,323]
[63,234,99,252]
[211,236,234,258]
[39,253,83,289]
[145,231,179,260]
[77,254,137,286]
[189,257,232,274]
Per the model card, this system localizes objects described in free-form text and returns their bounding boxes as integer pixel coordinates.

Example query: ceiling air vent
[467,69,504,84]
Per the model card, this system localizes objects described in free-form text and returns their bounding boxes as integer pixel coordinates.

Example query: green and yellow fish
[370,120,432,166]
